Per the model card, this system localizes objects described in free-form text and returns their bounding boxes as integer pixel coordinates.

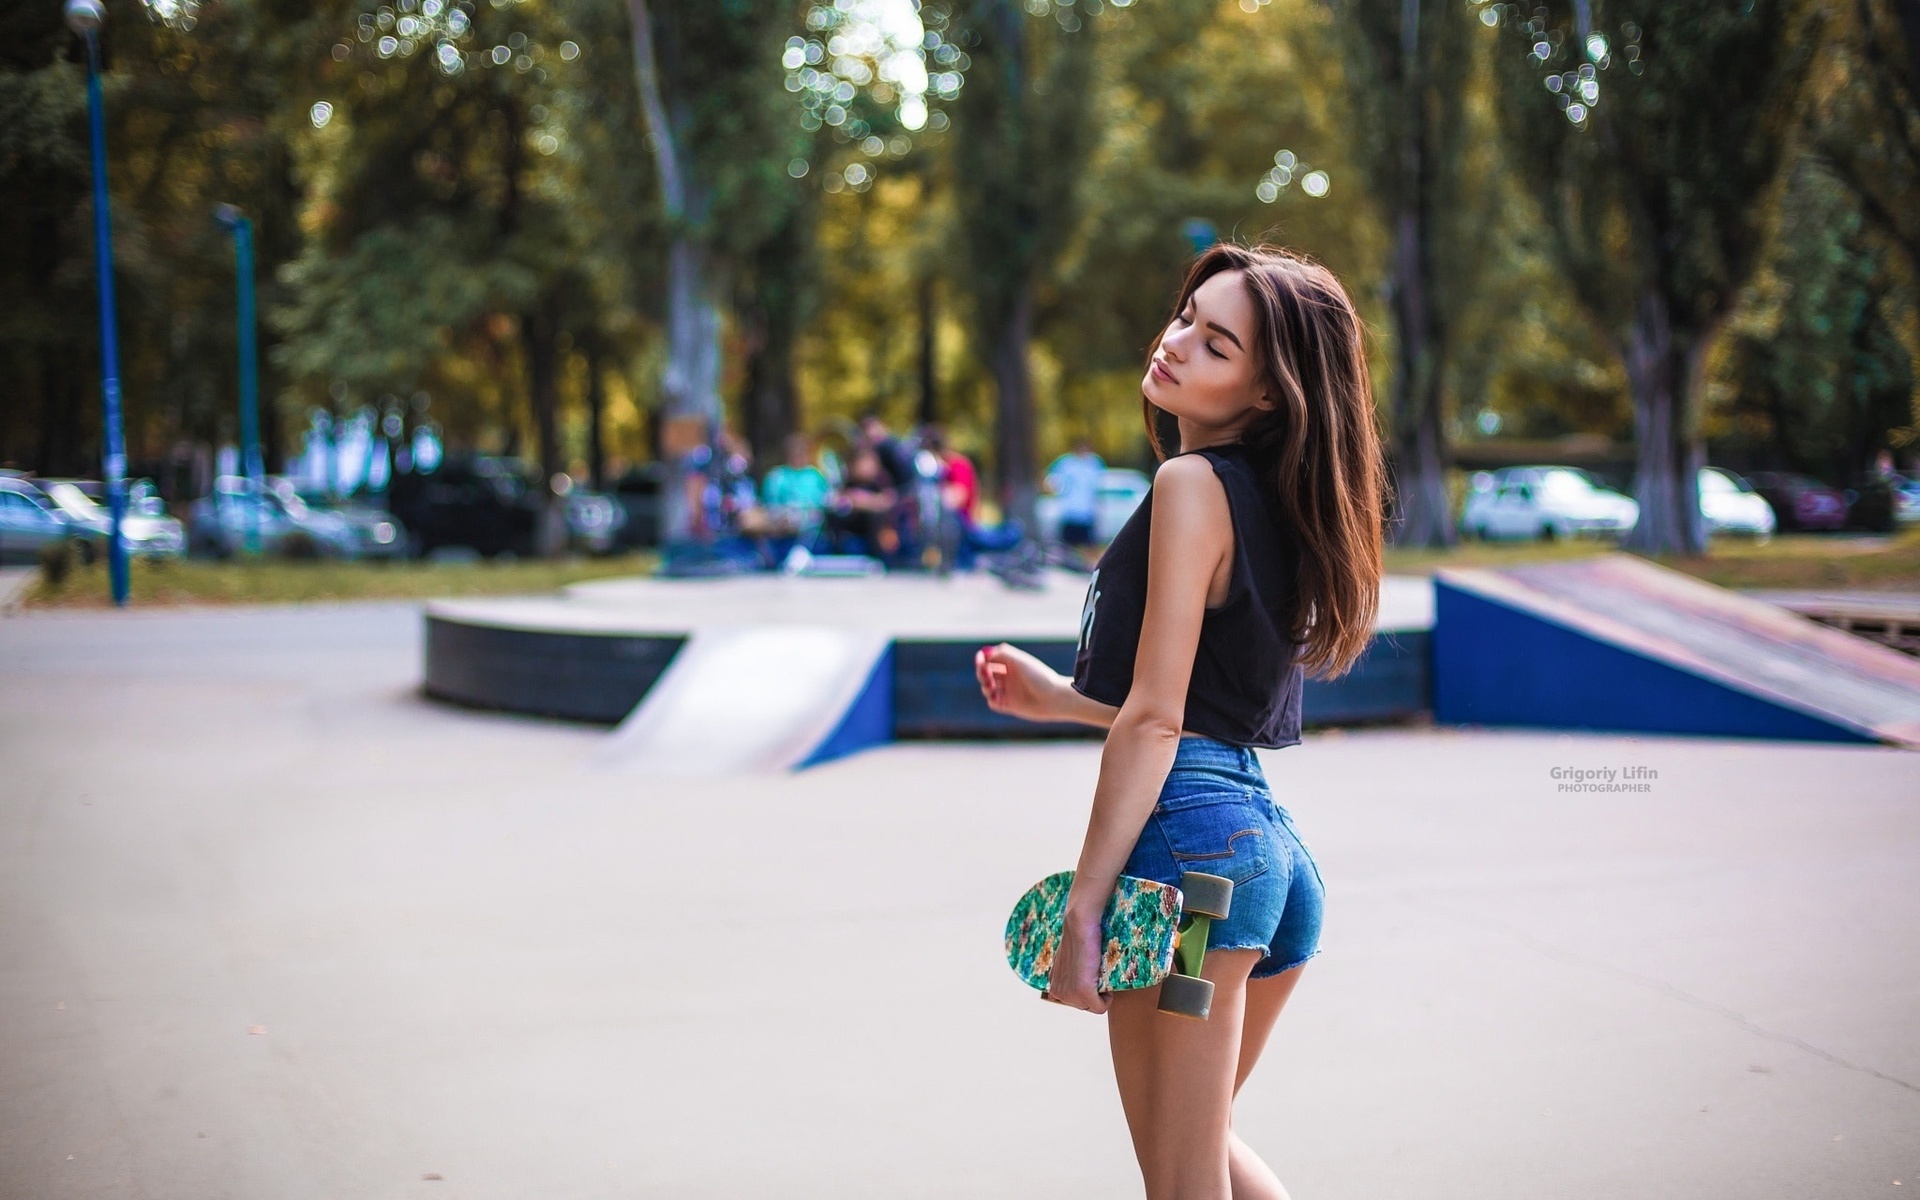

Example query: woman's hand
[1042,903,1110,1015]
[975,642,1067,724]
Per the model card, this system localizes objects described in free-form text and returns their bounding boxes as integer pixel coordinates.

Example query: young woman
[974,243,1387,1200]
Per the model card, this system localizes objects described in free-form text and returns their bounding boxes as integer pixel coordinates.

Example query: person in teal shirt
[761,432,831,521]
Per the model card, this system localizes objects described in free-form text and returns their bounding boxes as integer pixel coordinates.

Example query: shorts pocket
[1152,790,1271,886]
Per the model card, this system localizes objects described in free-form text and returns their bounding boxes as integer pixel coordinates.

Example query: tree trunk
[628,0,722,547]
[585,346,607,492]
[658,237,723,542]
[737,279,799,473]
[917,277,939,428]
[1619,288,1707,556]
[1387,205,1454,548]
[522,302,568,558]
[990,284,1038,531]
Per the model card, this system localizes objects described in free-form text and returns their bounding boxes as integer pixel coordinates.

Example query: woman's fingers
[975,646,1004,709]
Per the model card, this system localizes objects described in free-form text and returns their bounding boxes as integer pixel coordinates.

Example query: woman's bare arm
[975,642,1118,727]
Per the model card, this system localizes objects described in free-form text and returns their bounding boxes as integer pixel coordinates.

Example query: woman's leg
[1108,948,1262,1200]
[1226,962,1308,1199]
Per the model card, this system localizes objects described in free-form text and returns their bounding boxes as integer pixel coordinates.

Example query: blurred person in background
[752,431,832,566]
[921,425,979,572]
[1046,436,1106,549]
[858,412,916,491]
[821,443,899,559]
[761,432,832,525]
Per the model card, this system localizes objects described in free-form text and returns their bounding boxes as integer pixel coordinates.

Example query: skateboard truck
[1157,871,1234,1020]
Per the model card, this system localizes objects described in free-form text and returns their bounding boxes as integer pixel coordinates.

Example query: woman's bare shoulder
[1150,454,1230,520]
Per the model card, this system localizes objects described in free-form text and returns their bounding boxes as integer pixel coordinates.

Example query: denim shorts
[1120,734,1326,979]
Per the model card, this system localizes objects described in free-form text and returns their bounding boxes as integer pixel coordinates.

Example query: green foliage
[1717,163,1915,482]
[1478,0,1823,553]
[3,0,1914,544]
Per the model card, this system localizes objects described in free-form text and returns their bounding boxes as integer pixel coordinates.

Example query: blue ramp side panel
[1432,579,1874,744]
[798,642,897,768]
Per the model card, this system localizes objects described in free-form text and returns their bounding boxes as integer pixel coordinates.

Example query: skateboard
[1003,870,1234,1020]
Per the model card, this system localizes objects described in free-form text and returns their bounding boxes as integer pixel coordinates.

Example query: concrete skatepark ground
[2,601,1917,1199]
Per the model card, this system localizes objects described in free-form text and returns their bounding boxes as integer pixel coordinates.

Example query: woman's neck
[1176,416,1251,454]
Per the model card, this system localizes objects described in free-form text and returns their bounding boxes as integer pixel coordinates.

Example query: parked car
[271,480,408,561]
[1035,468,1153,544]
[1697,468,1776,540]
[187,475,361,559]
[386,455,538,559]
[1745,471,1849,532]
[30,478,186,560]
[0,477,72,565]
[1461,465,1638,541]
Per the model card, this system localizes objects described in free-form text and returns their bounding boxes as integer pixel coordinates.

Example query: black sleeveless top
[1070,441,1305,749]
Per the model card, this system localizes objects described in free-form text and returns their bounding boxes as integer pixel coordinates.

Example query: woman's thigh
[1109,948,1262,1197]
[1235,961,1307,1097]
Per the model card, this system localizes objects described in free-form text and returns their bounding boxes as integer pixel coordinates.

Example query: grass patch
[23,551,662,609]
[1651,530,1920,592]
[1382,537,1620,574]
[1384,530,1920,591]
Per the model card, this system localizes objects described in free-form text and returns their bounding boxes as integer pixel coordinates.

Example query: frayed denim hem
[1249,945,1322,980]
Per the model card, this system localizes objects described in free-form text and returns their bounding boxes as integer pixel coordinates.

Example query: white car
[1461,465,1638,541]
[1035,468,1151,544]
[1698,467,1775,540]
[35,479,186,560]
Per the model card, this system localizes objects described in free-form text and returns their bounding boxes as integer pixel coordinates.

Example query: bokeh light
[1256,148,1329,203]
[790,0,968,193]
[1473,1,1642,127]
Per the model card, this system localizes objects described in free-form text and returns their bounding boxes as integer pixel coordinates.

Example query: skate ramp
[1434,555,1920,747]
[588,626,893,776]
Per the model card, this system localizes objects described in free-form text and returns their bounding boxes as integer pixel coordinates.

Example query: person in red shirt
[920,426,982,571]
[923,426,977,523]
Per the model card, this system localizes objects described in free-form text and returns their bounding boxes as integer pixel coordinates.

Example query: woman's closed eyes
[1176,308,1230,360]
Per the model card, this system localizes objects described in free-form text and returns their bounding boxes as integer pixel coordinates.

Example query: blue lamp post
[68,0,131,605]
[215,204,264,554]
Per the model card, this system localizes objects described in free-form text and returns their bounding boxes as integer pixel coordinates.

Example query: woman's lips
[1150,359,1176,384]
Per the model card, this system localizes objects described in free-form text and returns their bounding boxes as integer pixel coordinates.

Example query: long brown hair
[1141,243,1390,681]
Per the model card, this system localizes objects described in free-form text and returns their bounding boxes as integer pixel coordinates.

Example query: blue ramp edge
[1432,578,1874,744]
[798,642,897,768]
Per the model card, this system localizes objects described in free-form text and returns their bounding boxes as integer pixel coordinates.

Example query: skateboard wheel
[1179,872,1233,920]
[1156,972,1215,1020]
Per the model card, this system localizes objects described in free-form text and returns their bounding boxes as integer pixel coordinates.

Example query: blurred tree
[948,0,1098,527]
[1811,0,1920,452]
[276,0,663,551]
[1049,0,1378,467]
[624,0,803,542]
[0,0,319,489]
[1478,0,1820,555]
[1326,0,1481,547]
[1816,1,1920,283]
[0,6,100,475]
[1715,162,1914,484]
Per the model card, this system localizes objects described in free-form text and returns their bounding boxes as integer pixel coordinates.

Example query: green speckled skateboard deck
[1004,872,1183,996]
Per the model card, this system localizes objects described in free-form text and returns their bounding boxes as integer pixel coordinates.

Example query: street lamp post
[215,204,265,554]
[67,0,131,605]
